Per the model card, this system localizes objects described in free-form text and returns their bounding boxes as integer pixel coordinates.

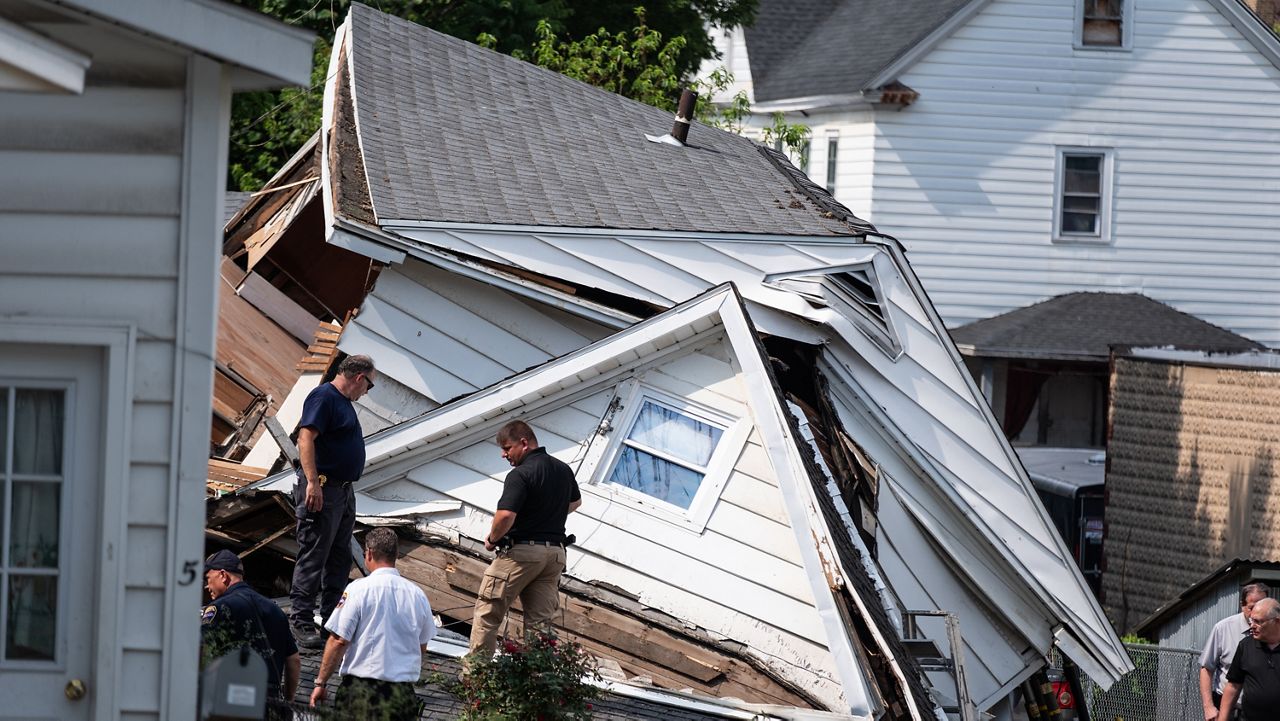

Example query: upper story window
[1054,147,1114,244]
[590,382,749,531]
[1077,0,1130,49]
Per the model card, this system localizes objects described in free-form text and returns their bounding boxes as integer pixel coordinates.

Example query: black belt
[512,539,564,547]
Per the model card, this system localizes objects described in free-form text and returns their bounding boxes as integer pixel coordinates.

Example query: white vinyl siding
[853,0,1280,346]
[0,24,224,719]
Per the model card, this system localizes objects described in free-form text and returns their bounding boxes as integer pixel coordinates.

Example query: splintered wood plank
[216,282,306,410]
[397,541,816,708]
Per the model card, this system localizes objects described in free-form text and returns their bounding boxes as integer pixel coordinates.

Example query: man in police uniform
[469,420,581,655]
[202,550,301,716]
[289,354,376,648]
[310,528,435,721]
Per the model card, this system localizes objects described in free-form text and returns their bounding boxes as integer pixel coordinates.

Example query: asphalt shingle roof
[343,3,866,236]
[744,0,975,103]
[949,292,1263,360]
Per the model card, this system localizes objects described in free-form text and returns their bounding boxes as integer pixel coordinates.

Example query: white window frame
[0,380,73,670]
[1074,0,1133,51]
[585,383,750,533]
[1052,146,1115,245]
[825,131,840,194]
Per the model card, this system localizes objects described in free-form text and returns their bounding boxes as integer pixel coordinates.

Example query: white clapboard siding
[845,0,1280,345]
[343,260,612,407]
[0,58,188,718]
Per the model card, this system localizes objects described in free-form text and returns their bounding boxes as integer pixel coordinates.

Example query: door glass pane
[13,389,64,475]
[608,446,705,510]
[6,575,57,661]
[10,483,59,568]
[627,401,723,467]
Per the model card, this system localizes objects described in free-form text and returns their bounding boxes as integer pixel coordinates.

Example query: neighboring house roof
[740,0,1280,105]
[1017,447,1106,496]
[1134,558,1280,638]
[337,3,866,236]
[949,292,1263,361]
[744,0,972,103]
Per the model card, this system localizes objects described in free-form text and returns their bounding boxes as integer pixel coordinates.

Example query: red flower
[502,639,520,653]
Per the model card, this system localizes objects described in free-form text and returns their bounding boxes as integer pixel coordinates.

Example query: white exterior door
[0,344,101,720]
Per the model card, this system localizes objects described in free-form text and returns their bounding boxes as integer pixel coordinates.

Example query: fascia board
[864,0,992,89]
[318,15,348,235]
[59,0,314,86]
[329,217,637,329]
[379,220,864,246]
[0,15,91,94]
[358,287,734,468]
[1212,0,1280,72]
[715,297,878,719]
[751,93,872,113]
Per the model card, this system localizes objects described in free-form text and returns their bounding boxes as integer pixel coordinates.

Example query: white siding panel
[849,0,1280,345]
[0,151,181,216]
[0,275,178,340]
[130,402,173,465]
[0,213,180,278]
[133,340,176,403]
[1,87,184,154]
[121,589,166,650]
[118,650,163,713]
[127,463,170,526]
[125,526,168,589]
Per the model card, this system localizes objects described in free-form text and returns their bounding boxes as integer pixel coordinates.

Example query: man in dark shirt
[288,354,375,648]
[1220,597,1280,720]
[202,550,301,716]
[469,420,582,655]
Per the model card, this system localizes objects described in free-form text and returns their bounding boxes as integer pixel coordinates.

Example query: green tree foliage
[229,1,800,191]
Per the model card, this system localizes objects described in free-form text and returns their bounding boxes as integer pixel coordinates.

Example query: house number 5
[178,560,199,586]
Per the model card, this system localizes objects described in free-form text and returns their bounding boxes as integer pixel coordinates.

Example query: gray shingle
[344,4,865,237]
[745,0,976,103]
[949,292,1263,360]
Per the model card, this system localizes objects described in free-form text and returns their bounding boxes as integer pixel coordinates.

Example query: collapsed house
[218,4,1132,718]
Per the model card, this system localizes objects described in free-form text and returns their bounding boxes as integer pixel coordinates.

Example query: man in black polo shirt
[1220,596,1280,720]
[469,420,582,655]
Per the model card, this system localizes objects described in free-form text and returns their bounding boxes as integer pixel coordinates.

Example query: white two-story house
[708,0,1280,347]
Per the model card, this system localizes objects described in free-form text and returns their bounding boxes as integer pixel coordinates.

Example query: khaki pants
[469,543,566,654]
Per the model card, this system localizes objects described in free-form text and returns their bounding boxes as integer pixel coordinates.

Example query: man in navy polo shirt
[289,354,376,648]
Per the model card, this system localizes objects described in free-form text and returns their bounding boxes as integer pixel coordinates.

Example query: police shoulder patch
[201,605,218,624]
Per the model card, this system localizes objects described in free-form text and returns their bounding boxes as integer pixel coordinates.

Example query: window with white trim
[825,134,839,193]
[1053,148,1114,244]
[591,383,749,530]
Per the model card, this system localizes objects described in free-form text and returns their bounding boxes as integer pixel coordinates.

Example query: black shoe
[293,622,324,649]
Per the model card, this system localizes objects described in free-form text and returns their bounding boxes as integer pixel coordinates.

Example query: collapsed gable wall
[1103,355,1280,632]
[361,335,849,708]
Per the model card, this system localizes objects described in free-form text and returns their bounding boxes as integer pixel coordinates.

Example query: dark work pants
[289,476,356,627]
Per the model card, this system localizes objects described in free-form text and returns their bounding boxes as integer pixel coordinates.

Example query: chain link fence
[1052,643,1202,721]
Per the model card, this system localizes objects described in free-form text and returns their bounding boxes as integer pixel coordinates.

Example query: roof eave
[55,0,314,87]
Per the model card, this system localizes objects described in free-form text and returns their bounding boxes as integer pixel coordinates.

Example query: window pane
[10,482,59,568]
[1082,19,1121,46]
[826,139,839,193]
[608,446,705,510]
[6,575,57,661]
[13,389,64,475]
[1064,167,1100,194]
[1062,211,1099,234]
[627,401,723,467]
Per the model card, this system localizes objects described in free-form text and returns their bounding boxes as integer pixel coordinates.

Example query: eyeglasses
[363,374,376,390]
[1248,617,1276,627]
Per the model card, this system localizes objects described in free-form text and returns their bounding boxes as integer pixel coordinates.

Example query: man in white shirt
[310,527,436,720]
[1201,582,1269,720]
